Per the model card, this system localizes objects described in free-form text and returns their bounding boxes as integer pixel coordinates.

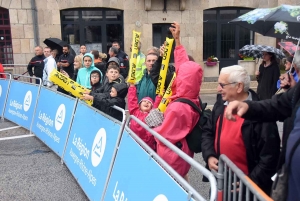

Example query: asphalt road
[0,93,283,201]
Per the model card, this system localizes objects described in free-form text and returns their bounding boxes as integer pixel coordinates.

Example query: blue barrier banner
[104,130,191,201]
[4,81,39,129]
[63,102,121,201]
[0,79,10,116]
[31,87,76,157]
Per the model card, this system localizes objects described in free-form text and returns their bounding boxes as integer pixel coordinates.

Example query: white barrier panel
[104,129,194,201]
[31,87,77,157]
[4,81,40,130]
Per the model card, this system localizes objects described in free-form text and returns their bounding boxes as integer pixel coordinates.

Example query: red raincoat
[0,63,6,79]
[128,86,161,150]
[154,45,203,177]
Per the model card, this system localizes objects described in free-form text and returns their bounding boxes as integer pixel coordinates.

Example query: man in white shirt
[42,47,57,88]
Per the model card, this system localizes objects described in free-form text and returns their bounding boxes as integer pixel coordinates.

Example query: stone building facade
[0,0,298,78]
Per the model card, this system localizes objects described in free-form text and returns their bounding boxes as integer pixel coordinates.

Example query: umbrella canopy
[230,4,300,40]
[278,41,300,56]
[43,38,76,57]
[239,45,286,59]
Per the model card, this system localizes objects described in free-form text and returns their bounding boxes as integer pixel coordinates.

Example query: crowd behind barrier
[0,74,273,201]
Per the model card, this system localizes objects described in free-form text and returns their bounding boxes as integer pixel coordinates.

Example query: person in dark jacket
[27,46,45,84]
[90,70,102,92]
[202,65,280,195]
[136,53,158,102]
[83,82,128,122]
[225,51,300,201]
[255,52,280,100]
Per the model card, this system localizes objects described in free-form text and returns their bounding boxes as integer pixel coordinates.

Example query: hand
[81,94,93,101]
[225,101,249,121]
[57,62,61,66]
[160,43,165,57]
[60,70,69,78]
[208,157,218,171]
[169,21,180,40]
[280,73,297,89]
[83,90,90,95]
[255,71,260,76]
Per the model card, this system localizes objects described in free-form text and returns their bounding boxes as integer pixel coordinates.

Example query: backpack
[174,98,212,153]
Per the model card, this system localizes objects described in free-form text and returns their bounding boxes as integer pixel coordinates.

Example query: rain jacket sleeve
[128,86,139,115]
[153,95,162,109]
[27,58,34,76]
[174,45,189,74]
[242,85,296,122]
[154,102,195,143]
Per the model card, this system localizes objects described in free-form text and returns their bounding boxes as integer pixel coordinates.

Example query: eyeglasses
[218,82,237,89]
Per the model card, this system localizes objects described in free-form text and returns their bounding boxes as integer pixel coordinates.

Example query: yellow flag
[158,72,176,112]
[49,69,93,105]
[156,37,174,96]
[127,30,141,84]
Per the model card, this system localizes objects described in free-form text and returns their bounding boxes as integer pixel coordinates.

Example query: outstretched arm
[127,85,139,114]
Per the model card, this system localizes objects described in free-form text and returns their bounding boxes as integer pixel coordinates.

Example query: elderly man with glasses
[201,65,280,195]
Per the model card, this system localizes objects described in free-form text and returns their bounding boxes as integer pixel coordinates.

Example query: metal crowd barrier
[214,154,273,201]
[126,115,218,201]
[3,64,32,82]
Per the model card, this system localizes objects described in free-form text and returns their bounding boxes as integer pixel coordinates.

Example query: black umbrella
[230,4,300,41]
[239,45,285,59]
[43,38,76,57]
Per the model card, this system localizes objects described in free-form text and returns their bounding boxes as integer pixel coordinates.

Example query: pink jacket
[128,86,161,150]
[154,45,203,177]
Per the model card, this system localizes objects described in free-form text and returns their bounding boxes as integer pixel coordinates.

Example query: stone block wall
[1,0,293,66]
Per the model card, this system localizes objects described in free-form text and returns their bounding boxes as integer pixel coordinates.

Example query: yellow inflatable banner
[156,37,174,96]
[158,72,176,112]
[127,30,141,84]
[49,69,93,105]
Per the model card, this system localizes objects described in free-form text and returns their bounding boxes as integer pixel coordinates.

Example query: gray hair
[220,65,250,92]
[109,46,118,55]
[294,50,300,71]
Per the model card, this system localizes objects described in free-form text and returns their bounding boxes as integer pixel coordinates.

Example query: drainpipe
[31,0,39,46]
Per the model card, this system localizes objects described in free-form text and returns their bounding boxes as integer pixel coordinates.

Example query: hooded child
[76,53,103,89]
[90,70,102,92]
[128,83,162,150]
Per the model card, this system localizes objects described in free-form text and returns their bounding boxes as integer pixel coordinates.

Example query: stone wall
[1,0,293,65]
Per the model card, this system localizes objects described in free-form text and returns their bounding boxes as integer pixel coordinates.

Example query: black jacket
[256,62,280,100]
[150,56,175,90]
[202,90,280,195]
[27,55,45,78]
[92,83,128,122]
[242,81,300,200]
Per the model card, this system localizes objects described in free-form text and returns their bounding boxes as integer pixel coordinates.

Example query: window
[203,8,254,68]
[61,8,123,55]
[0,7,13,64]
